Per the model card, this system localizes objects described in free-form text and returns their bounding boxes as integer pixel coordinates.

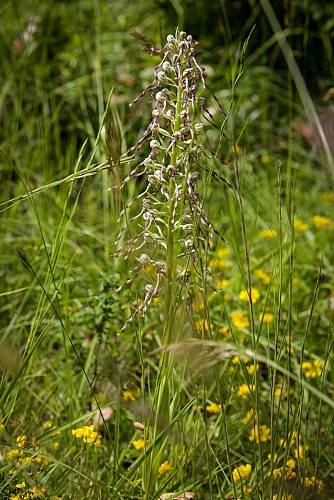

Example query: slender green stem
[165,83,182,346]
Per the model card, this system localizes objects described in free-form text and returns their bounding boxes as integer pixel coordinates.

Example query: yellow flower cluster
[230,312,249,329]
[16,435,27,448]
[294,219,308,232]
[72,424,101,447]
[216,278,230,289]
[210,247,231,270]
[312,215,333,230]
[294,443,309,459]
[237,384,255,399]
[232,463,252,481]
[10,494,61,500]
[4,434,51,469]
[254,268,270,285]
[206,403,221,414]
[9,483,61,499]
[249,424,271,443]
[158,461,173,475]
[301,359,325,378]
[238,287,260,303]
[246,364,259,375]
[122,388,141,401]
[132,438,146,451]
[242,409,257,425]
[195,318,213,333]
[305,476,324,492]
[259,312,274,324]
[259,229,277,239]
[230,356,259,375]
[219,326,230,336]
[272,466,296,480]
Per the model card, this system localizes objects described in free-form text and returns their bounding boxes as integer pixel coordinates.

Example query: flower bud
[194,122,203,133]
[137,254,151,265]
[157,71,166,81]
[162,61,172,71]
[150,139,161,152]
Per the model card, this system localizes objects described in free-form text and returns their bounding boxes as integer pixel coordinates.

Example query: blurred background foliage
[1,0,334,328]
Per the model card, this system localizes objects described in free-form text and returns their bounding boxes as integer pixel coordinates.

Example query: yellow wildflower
[272,467,296,480]
[32,450,50,465]
[158,461,173,475]
[305,476,324,491]
[259,312,274,324]
[195,318,213,333]
[210,248,230,270]
[240,485,253,496]
[232,463,252,481]
[246,364,259,375]
[216,278,230,289]
[267,453,277,462]
[72,424,101,447]
[294,444,309,460]
[279,432,297,449]
[206,403,221,414]
[4,449,20,461]
[217,247,230,258]
[133,438,146,451]
[30,437,38,448]
[0,423,4,432]
[294,219,308,232]
[16,435,27,448]
[249,424,271,443]
[19,456,32,467]
[231,312,250,329]
[122,388,141,401]
[286,458,296,469]
[43,419,57,430]
[238,287,260,303]
[274,385,283,398]
[243,409,257,425]
[312,215,332,230]
[15,481,26,489]
[237,384,255,399]
[29,486,46,496]
[254,268,270,285]
[219,326,230,336]
[259,228,277,239]
[301,359,325,378]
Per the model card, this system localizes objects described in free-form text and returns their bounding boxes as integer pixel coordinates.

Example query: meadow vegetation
[1,1,334,499]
